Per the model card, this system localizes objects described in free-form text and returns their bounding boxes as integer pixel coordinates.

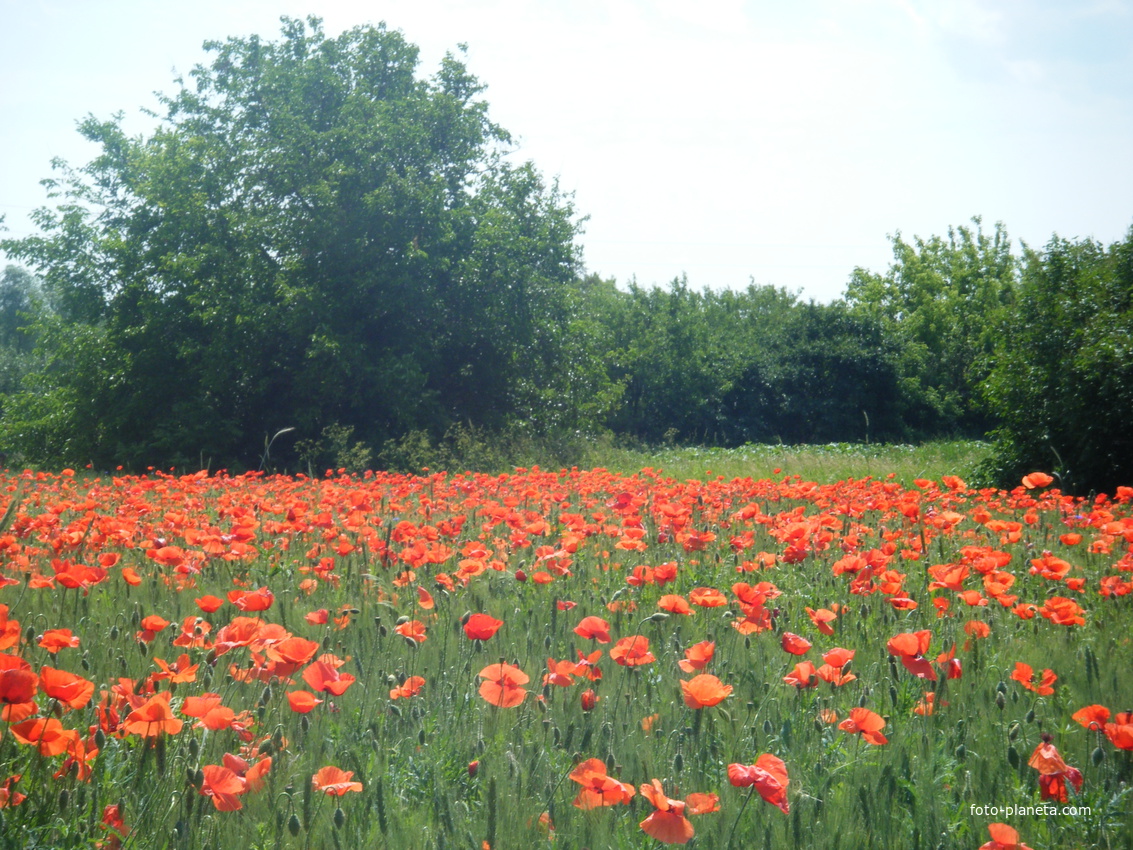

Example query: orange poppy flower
[610,635,655,666]
[313,765,363,795]
[151,654,199,684]
[0,660,39,722]
[543,659,578,688]
[979,823,1034,850]
[38,666,95,710]
[639,779,694,844]
[1071,704,1109,731]
[678,641,715,673]
[287,690,323,713]
[226,587,275,612]
[805,607,838,635]
[782,661,817,689]
[573,616,612,644]
[195,595,224,613]
[302,660,356,696]
[580,689,599,711]
[477,663,528,708]
[463,614,503,641]
[200,764,246,811]
[0,605,20,651]
[1011,662,1056,695]
[390,676,425,700]
[394,620,428,644]
[38,629,80,654]
[727,753,790,814]
[1038,596,1085,627]
[680,674,732,709]
[838,707,888,745]
[780,633,812,656]
[1104,712,1133,750]
[658,595,693,616]
[688,587,728,608]
[1021,472,1054,489]
[416,586,435,610]
[305,608,329,625]
[0,774,26,808]
[10,717,81,756]
[1028,739,1082,802]
[122,692,184,738]
[569,758,635,809]
[573,649,604,681]
[887,630,937,680]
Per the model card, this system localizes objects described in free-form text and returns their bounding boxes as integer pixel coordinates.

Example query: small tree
[980,228,1133,493]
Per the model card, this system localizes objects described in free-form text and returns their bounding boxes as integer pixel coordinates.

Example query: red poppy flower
[0,659,39,722]
[569,758,635,809]
[1021,472,1054,489]
[38,666,95,710]
[1104,712,1133,750]
[580,689,599,711]
[639,779,694,844]
[477,663,528,708]
[658,595,693,616]
[838,707,888,745]
[227,587,275,612]
[10,717,81,756]
[313,765,363,795]
[887,630,937,680]
[782,661,817,689]
[1071,704,1109,731]
[38,628,80,654]
[122,692,184,738]
[1028,740,1082,802]
[390,676,425,700]
[463,613,503,641]
[394,620,427,644]
[196,595,225,613]
[302,660,356,696]
[727,753,790,814]
[0,774,26,808]
[287,690,323,713]
[573,616,612,644]
[805,607,838,635]
[200,764,246,811]
[780,633,812,656]
[610,635,655,666]
[688,587,728,608]
[1011,662,1056,695]
[678,641,715,673]
[680,674,732,709]
[979,823,1034,850]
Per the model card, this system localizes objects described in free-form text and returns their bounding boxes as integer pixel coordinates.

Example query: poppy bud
[333,807,345,829]
[1025,709,1035,724]
[1007,745,1020,769]
[468,760,480,778]
[1092,746,1105,766]
[288,814,301,837]
[515,569,527,582]
[995,692,1006,710]
[580,689,598,712]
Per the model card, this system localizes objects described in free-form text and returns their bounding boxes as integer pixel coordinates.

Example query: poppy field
[0,465,1131,849]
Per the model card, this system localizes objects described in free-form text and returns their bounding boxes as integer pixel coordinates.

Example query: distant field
[592,440,992,486]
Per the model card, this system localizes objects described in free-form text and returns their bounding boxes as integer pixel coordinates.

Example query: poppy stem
[725,786,755,848]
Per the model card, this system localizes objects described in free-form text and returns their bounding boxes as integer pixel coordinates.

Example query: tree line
[1,17,1130,493]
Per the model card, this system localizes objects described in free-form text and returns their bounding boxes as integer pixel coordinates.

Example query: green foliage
[980,228,1133,493]
[0,17,582,469]
[846,217,1016,437]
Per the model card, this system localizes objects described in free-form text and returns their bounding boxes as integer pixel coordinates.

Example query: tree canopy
[1,17,583,468]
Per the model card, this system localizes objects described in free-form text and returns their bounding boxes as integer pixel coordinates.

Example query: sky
[2,0,1132,302]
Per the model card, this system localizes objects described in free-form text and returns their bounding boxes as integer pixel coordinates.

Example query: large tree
[1,17,582,468]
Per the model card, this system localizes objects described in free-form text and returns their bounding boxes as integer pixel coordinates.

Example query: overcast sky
[2,0,1131,301]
